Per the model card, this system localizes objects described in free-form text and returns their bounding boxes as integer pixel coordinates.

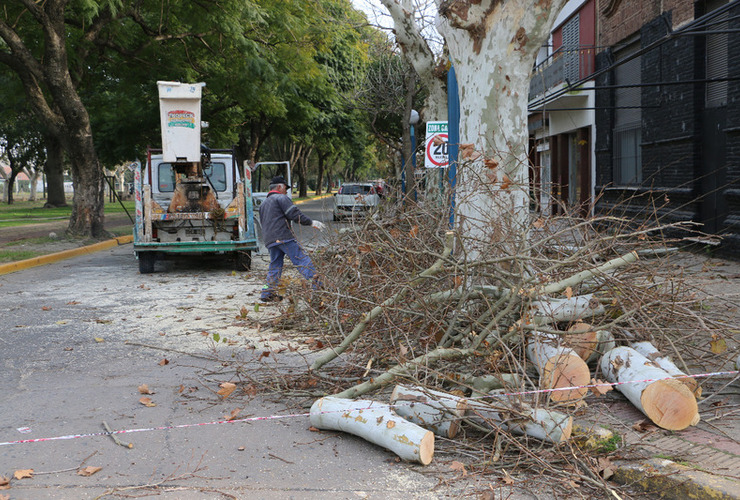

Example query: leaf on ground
[217,382,236,399]
[450,461,467,476]
[589,378,613,396]
[597,457,615,480]
[94,337,104,343]
[158,358,169,366]
[139,396,156,407]
[67,301,80,305]
[77,466,102,477]
[564,286,573,299]
[501,469,515,484]
[13,469,33,480]
[710,334,728,354]
[224,408,242,421]
[138,384,154,395]
[632,419,655,432]
[308,426,320,432]
[41,306,52,311]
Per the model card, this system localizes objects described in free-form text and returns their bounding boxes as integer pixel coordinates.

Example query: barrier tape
[1,369,737,447]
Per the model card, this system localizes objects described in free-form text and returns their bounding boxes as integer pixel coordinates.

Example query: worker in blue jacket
[259,176,325,302]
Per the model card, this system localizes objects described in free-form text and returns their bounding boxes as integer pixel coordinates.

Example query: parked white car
[333,183,380,220]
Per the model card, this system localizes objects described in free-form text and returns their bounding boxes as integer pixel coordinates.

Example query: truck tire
[138,252,156,274]
[234,250,252,271]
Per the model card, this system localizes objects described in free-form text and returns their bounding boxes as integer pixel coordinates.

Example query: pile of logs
[306,226,707,464]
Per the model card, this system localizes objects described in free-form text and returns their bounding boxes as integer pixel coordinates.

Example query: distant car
[333,183,380,221]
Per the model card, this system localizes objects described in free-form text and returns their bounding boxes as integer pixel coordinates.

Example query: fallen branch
[631,341,701,397]
[310,231,454,372]
[309,396,434,465]
[103,421,133,449]
[466,399,573,444]
[390,385,468,438]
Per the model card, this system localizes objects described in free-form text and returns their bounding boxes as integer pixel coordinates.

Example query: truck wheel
[235,250,252,271]
[138,252,156,274]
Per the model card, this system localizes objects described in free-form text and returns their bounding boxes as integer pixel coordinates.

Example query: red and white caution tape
[1,369,737,447]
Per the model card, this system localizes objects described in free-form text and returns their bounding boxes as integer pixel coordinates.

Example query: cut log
[631,341,701,397]
[600,346,699,430]
[390,385,467,438]
[309,396,434,465]
[466,399,572,444]
[527,333,590,403]
[528,294,605,326]
[563,324,615,365]
[452,373,522,394]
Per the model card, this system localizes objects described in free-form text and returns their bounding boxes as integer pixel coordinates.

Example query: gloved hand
[312,220,326,230]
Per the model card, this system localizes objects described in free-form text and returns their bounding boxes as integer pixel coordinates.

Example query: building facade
[529,0,739,248]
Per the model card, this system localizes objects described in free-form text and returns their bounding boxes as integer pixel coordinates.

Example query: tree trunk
[466,400,573,444]
[390,385,467,438]
[600,346,699,430]
[631,341,701,397]
[44,132,67,207]
[437,0,568,250]
[310,396,435,465]
[526,332,590,403]
[316,150,327,196]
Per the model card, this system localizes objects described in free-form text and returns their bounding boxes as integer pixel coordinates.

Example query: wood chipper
[133,81,258,273]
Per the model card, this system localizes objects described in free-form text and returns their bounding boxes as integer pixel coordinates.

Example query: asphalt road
[0,198,491,500]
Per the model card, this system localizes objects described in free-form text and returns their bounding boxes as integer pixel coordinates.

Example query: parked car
[333,182,380,221]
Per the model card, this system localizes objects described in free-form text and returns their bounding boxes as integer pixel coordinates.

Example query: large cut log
[528,295,605,326]
[600,346,699,430]
[563,324,615,364]
[310,396,434,465]
[527,333,590,403]
[466,399,572,444]
[390,385,467,438]
[631,341,701,397]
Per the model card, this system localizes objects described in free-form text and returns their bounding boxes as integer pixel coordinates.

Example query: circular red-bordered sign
[425,133,449,167]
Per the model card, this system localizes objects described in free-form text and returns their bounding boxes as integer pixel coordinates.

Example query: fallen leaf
[484,158,498,170]
[67,301,80,305]
[258,351,271,360]
[589,378,613,396]
[409,225,419,238]
[597,457,615,480]
[710,334,727,354]
[501,469,515,484]
[41,306,52,311]
[14,469,33,480]
[533,218,545,229]
[94,337,104,343]
[158,358,169,366]
[138,384,154,395]
[632,420,654,432]
[139,397,156,407]
[217,382,236,399]
[358,244,372,254]
[450,461,467,476]
[308,426,320,432]
[224,408,242,421]
[500,174,512,190]
[77,466,102,477]
[564,286,573,299]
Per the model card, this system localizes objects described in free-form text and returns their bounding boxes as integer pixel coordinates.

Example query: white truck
[133,82,259,273]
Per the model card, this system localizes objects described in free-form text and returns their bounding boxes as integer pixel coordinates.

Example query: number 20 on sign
[425,121,449,169]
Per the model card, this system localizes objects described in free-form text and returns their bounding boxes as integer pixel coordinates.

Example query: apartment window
[613,49,642,185]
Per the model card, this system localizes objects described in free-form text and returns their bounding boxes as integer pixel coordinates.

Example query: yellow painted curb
[294,194,333,204]
[611,458,739,499]
[0,234,134,276]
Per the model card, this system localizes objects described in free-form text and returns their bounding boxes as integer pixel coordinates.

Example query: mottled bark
[44,132,67,207]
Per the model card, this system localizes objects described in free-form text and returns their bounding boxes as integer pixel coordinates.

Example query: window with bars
[613,47,642,185]
[706,6,728,108]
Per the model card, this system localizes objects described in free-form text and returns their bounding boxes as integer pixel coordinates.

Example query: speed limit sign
[425,121,449,168]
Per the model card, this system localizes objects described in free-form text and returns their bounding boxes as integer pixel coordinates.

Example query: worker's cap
[271,176,289,188]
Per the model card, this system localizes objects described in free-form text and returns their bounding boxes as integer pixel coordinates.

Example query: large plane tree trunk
[436,0,567,251]
[44,132,68,208]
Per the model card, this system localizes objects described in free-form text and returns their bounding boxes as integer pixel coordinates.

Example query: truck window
[157,162,227,192]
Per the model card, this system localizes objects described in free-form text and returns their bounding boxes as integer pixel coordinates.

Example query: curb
[611,458,739,499]
[0,235,133,276]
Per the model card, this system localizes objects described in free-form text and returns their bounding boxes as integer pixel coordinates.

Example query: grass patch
[0,199,135,228]
[0,249,45,263]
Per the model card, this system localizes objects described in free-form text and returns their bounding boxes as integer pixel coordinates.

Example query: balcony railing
[530,45,596,98]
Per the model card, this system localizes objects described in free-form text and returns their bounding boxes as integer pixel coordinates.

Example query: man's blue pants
[261,239,317,299]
